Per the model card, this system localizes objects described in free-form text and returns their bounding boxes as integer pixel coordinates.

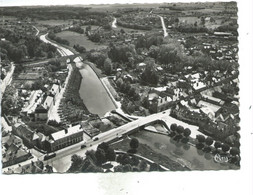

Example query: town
[1,2,240,173]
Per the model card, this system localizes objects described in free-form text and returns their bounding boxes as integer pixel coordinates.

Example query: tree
[183,128,191,137]
[97,142,109,151]
[170,123,177,131]
[139,160,148,171]
[230,147,240,156]
[69,154,83,171]
[221,144,230,153]
[130,156,140,166]
[205,137,214,146]
[150,163,160,171]
[104,58,113,75]
[196,143,204,150]
[95,148,107,165]
[196,135,205,143]
[106,148,116,161]
[176,125,184,134]
[203,146,212,153]
[123,164,133,172]
[85,150,97,164]
[214,141,222,149]
[142,97,150,109]
[130,138,139,149]
[114,165,124,172]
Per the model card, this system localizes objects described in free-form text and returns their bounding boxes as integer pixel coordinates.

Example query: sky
[1,0,166,6]
[1,0,228,7]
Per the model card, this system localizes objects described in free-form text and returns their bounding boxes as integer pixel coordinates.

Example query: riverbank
[58,63,89,123]
[110,136,188,171]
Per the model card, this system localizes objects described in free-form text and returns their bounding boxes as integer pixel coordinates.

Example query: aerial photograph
[1,1,240,174]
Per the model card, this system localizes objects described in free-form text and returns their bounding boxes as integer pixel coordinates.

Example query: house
[197,100,222,115]
[2,143,32,168]
[46,124,83,152]
[137,62,146,71]
[34,105,48,121]
[13,123,37,148]
[2,134,23,149]
[1,116,12,134]
[148,88,174,113]
[185,73,206,91]
[50,84,60,96]
[43,96,54,110]
[201,94,225,106]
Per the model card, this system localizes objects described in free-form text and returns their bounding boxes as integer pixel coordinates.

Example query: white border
[0,1,252,195]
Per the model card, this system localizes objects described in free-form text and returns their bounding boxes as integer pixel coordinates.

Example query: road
[43,109,201,172]
[1,62,15,94]
[158,15,168,37]
[32,25,40,36]
[40,33,74,56]
[9,29,200,173]
[112,18,117,28]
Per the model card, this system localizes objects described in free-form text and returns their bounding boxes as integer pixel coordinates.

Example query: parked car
[93,137,99,141]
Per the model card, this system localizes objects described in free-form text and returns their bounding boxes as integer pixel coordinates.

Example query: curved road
[112,17,117,28]
[40,33,74,56]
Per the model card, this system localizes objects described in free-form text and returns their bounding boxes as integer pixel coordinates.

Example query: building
[50,84,60,97]
[43,96,54,110]
[34,105,48,121]
[137,62,147,71]
[46,124,83,152]
[2,143,32,168]
[148,88,174,113]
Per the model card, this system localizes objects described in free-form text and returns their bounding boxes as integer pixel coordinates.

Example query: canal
[79,63,116,117]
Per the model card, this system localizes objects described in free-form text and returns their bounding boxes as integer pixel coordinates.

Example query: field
[36,19,72,26]
[56,30,107,51]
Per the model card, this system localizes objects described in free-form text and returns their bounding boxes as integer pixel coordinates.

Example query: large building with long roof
[46,124,83,152]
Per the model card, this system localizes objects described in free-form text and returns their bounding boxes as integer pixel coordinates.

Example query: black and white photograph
[0,1,252,193]
[0,0,244,174]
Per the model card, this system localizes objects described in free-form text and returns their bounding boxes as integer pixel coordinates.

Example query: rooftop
[43,96,54,109]
[50,124,83,141]
[197,100,221,113]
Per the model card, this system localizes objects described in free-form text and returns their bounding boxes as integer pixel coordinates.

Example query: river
[40,33,116,117]
[79,63,116,117]
[133,131,238,170]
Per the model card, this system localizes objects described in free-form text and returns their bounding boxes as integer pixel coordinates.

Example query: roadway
[42,109,201,172]
[40,33,74,56]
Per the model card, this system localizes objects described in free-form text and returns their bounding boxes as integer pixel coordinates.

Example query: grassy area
[56,30,107,51]
[110,136,187,171]
[36,19,72,26]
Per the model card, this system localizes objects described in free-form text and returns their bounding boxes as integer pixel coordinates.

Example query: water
[79,63,116,117]
[133,131,238,170]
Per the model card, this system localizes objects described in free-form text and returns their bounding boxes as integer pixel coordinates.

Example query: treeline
[73,44,86,53]
[69,26,84,34]
[48,32,69,46]
[176,24,209,33]
[1,6,107,21]
[117,20,152,31]
[0,28,57,64]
